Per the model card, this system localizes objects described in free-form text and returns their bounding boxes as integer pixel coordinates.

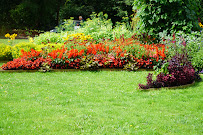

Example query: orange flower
[59,52,63,59]
[120,53,124,57]
[79,49,84,56]
[106,46,109,53]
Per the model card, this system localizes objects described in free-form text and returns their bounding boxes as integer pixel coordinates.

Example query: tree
[0,0,135,32]
[133,0,202,37]
[0,0,22,33]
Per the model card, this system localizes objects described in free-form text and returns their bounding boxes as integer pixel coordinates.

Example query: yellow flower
[5,33,10,38]
[199,22,203,28]
[29,37,34,43]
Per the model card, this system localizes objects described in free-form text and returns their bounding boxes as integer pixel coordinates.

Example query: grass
[0,39,28,46]
[0,63,3,67]
[0,70,202,134]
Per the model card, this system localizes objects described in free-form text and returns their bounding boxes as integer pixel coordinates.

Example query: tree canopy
[0,0,134,31]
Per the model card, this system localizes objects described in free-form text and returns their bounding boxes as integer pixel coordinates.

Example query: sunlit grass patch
[0,71,202,134]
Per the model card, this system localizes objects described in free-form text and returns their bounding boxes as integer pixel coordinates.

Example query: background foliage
[0,0,134,34]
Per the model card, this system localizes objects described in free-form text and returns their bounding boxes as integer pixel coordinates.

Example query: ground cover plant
[0,71,202,134]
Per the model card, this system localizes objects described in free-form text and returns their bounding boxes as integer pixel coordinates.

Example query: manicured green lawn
[0,70,202,134]
[0,39,28,46]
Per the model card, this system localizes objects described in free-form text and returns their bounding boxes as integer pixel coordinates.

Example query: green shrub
[34,32,66,45]
[0,43,13,60]
[12,42,37,58]
[192,49,203,72]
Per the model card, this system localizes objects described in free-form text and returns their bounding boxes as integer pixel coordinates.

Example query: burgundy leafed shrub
[139,53,198,89]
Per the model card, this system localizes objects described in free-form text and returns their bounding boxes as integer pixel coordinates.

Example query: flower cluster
[64,33,92,42]
[5,33,17,40]
[199,22,203,28]
[1,57,52,70]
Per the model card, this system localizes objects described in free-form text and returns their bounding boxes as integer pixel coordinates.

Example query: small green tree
[133,0,202,38]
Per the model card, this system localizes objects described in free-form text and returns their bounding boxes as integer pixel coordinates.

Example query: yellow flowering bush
[12,42,37,58]
[64,33,92,42]
[0,43,13,60]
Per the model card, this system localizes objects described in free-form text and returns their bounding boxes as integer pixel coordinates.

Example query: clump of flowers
[29,37,34,43]
[64,33,92,42]
[5,33,18,45]
[5,33,17,40]
[199,22,203,28]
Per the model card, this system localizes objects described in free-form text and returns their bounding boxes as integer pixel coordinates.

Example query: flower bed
[1,37,167,71]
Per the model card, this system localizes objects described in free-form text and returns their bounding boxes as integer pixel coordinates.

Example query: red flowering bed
[1,37,167,70]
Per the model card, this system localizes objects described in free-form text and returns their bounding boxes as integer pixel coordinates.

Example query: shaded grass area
[0,39,28,46]
[0,71,202,134]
